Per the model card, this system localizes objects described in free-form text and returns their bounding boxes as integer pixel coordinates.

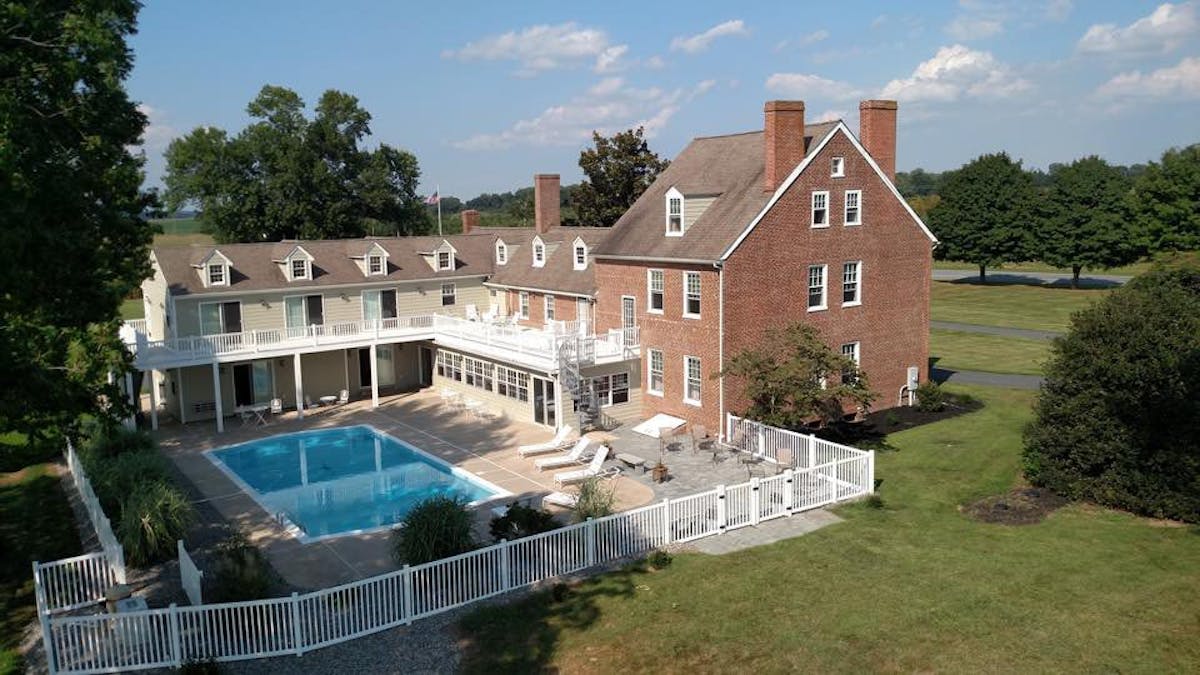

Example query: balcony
[123,314,639,372]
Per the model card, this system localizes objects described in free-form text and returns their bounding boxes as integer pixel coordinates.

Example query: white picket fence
[37,423,872,674]
[727,414,873,470]
[178,541,203,606]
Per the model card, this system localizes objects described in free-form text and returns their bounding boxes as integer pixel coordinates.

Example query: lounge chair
[269,398,283,416]
[517,425,574,457]
[542,491,579,509]
[554,446,610,486]
[337,389,349,405]
[534,439,593,471]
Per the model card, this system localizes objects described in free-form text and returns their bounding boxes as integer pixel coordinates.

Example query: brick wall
[594,260,723,432]
[722,129,932,419]
[505,288,584,328]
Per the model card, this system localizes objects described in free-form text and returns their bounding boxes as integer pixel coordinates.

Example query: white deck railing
[36,423,871,674]
[178,541,203,606]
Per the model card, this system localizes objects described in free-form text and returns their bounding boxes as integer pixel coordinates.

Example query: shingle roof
[486,226,610,296]
[594,121,839,261]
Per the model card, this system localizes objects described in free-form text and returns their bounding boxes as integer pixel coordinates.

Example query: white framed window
[284,295,324,329]
[841,342,861,385]
[647,269,664,313]
[667,197,683,234]
[544,295,555,322]
[811,191,829,228]
[361,289,397,321]
[807,265,827,311]
[199,301,241,336]
[683,355,701,406]
[441,283,456,306]
[464,357,494,391]
[683,271,701,318]
[207,263,227,286]
[436,351,463,381]
[648,349,664,396]
[437,250,453,271]
[573,240,587,270]
[290,258,309,280]
[831,157,845,178]
[367,254,385,275]
[590,372,630,407]
[496,366,529,402]
[532,237,545,267]
[519,291,530,319]
[495,241,507,265]
[844,190,862,226]
[842,261,862,306]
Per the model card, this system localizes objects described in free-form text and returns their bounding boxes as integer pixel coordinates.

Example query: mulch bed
[814,393,984,451]
[963,487,1068,525]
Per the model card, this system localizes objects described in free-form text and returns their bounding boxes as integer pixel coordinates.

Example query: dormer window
[573,238,587,270]
[280,245,314,281]
[207,263,226,286]
[367,254,384,275]
[831,157,845,178]
[437,250,453,271]
[496,241,508,265]
[532,237,545,267]
[665,187,685,236]
[291,258,310,280]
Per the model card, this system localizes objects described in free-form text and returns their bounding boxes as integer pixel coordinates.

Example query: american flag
[424,191,439,205]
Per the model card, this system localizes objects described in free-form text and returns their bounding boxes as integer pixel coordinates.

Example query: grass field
[151,217,214,247]
[0,461,82,675]
[458,385,1200,673]
[119,298,144,320]
[934,251,1198,278]
[930,329,1051,376]
[931,282,1108,332]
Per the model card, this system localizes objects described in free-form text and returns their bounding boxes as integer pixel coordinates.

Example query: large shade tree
[930,153,1036,283]
[1023,263,1200,523]
[1037,156,1141,288]
[1131,144,1200,253]
[570,127,668,227]
[164,86,428,242]
[0,0,154,446]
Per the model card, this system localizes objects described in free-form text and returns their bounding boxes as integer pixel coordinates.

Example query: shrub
[489,503,560,542]
[79,420,155,460]
[646,549,673,569]
[915,381,946,413]
[864,494,885,510]
[118,482,195,566]
[1023,264,1200,522]
[573,477,615,522]
[90,451,171,516]
[391,496,476,565]
[207,532,273,603]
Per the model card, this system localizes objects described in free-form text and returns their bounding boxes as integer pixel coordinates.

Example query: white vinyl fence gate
[35,418,873,674]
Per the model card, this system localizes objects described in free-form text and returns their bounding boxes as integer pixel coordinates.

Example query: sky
[128,1,1200,199]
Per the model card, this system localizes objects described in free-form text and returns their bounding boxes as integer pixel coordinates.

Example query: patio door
[577,298,591,333]
[532,377,557,428]
[621,296,636,330]
[358,347,396,389]
[419,347,434,386]
[233,362,271,406]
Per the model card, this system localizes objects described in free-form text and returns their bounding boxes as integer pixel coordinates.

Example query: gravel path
[932,269,1130,287]
[931,366,1044,391]
[931,320,1061,341]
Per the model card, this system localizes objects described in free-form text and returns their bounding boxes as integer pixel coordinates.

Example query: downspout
[716,260,725,441]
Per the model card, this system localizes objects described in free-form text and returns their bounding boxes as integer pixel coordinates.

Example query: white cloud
[454,78,716,150]
[644,55,666,69]
[1077,2,1198,55]
[945,15,1004,40]
[775,29,830,52]
[594,44,629,73]
[811,109,846,123]
[443,22,613,75]
[1096,56,1200,99]
[871,14,889,28]
[880,44,1030,102]
[670,20,749,53]
[1044,0,1073,22]
[764,73,864,100]
[137,104,175,150]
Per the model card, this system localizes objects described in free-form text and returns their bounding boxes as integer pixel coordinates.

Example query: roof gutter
[169,273,489,299]
[482,281,594,300]
[592,253,719,266]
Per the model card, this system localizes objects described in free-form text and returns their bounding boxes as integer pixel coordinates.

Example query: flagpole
[436,183,442,236]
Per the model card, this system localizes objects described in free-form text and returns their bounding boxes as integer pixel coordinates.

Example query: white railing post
[660,497,672,545]
[867,451,876,494]
[750,477,761,526]
[807,434,816,469]
[401,565,413,624]
[585,519,596,567]
[499,541,512,591]
[168,603,182,667]
[290,592,303,656]
[783,469,795,515]
[757,428,765,457]
[716,484,727,533]
[33,561,58,675]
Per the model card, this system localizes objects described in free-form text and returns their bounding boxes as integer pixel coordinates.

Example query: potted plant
[651,462,669,483]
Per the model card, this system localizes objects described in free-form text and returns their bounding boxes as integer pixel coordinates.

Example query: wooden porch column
[148,370,159,431]
[369,344,380,409]
[343,349,350,394]
[211,362,224,433]
[178,368,187,424]
[294,353,304,420]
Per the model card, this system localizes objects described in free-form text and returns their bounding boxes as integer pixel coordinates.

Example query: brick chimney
[764,100,805,193]
[859,100,898,182]
[534,174,560,233]
[460,209,480,234]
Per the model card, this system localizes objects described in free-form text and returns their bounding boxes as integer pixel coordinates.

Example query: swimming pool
[207,426,507,542]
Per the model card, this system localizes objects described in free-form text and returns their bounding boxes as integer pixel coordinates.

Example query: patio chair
[269,398,283,416]
[542,490,578,509]
[337,389,349,405]
[303,395,320,411]
[554,446,610,486]
[690,424,714,454]
[517,425,574,457]
[534,439,593,471]
[466,304,480,321]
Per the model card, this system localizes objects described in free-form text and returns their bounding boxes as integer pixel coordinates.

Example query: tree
[721,323,877,430]
[570,127,668,227]
[894,168,943,197]
[1036,156,1141,288]
[0,0,154,445]
[929,153,1036,283]
[164,86,428,242]
[1023,263,1200,523]
[1131,144,1200,252]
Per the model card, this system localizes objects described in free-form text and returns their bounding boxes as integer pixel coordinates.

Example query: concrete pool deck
[153,390,656,589]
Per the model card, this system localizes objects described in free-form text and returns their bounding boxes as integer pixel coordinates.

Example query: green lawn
[119,297,144,320]
[931,329,1051,376]
[934,251,1199,278]
[459,385,1200,674]
[0,462,82,675]
[932,282,1108,332]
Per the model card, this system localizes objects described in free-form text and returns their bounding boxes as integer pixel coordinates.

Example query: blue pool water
[209,426,504,540]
